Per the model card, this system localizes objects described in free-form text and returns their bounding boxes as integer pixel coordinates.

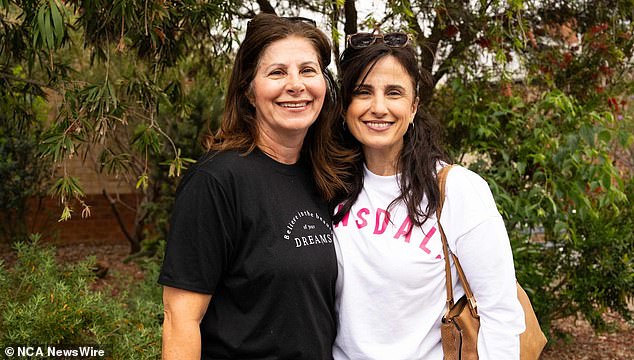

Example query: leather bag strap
[436,165,479,317]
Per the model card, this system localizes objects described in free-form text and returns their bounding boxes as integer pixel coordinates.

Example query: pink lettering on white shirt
[356,208,369,229]
[419,226,436,254]
[373,209,390,234]
[394,217,413,243]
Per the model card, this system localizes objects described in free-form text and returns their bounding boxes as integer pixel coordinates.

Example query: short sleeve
[158,168,236,294]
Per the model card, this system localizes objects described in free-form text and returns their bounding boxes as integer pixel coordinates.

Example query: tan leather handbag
[436,165,547,360]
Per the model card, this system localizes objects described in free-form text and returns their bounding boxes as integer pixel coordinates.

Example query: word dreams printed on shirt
[334,204,440,257]
[285,210,334,248]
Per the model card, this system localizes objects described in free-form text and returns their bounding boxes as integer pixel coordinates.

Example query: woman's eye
[387,90,403,96]
[268,69,285,76]
[302,67,318,75]
[353,88,371,96]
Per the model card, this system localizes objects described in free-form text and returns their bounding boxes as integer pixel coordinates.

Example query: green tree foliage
[436,82,633,332]
[416,0,634,332]
[0,64,51,243]
[2,1,235,251]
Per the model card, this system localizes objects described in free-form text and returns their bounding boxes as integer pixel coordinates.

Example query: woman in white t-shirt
[332,30,525,359]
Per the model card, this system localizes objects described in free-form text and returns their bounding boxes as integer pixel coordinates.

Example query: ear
[246,83,256,106]
[411,96,419,122]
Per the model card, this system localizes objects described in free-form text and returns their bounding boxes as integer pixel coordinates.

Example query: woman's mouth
[278,101,310,109]
[364,121,393,130]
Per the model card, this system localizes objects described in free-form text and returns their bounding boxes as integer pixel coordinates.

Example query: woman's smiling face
[345,55,418,165]
[250,35,326,146]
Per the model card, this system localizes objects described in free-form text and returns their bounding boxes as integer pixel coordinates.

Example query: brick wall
[27,149,140,247]
[27,193,138,247]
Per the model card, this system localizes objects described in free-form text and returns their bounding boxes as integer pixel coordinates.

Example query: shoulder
[442,164,499,217]
[444,165,490,194]
[176,150,257,193]
[195,150,249,173]
[191,149,274,179]
[438,164,503,241]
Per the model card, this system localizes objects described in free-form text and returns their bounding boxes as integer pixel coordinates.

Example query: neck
[363,142,403,176]
[258,145,301,164]
[364,152,398,176]
[257,133,304,165]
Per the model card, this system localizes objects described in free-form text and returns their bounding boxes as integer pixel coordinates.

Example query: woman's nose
[286,74,306,94]
[370,95,388,116]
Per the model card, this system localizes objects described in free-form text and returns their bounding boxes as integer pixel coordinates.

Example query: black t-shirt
[159,149,337,360]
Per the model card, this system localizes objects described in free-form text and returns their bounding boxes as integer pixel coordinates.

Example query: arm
[455,217,524,360]
[162,286,212,360]
[441,167,524,360]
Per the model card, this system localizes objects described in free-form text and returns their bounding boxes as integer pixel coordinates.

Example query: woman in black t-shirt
[159,13,352,360]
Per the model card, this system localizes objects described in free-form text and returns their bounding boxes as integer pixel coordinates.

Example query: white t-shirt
[333,165,525,360]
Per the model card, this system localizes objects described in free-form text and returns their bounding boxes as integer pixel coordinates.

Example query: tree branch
[433,32,476,86]
[331,1,342,74]
[431,2,502,86]
[0,71,60,93]
[397,0,441,76]
[343,0,358,36]
[256,0,276,14]
[288,0,328,15]
[399,0,441,104]
[102,189,140,253]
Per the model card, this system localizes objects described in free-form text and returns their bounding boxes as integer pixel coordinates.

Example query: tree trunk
[102,189,141,254]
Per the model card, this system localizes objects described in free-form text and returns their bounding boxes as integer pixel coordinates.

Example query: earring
[342,120,347,131]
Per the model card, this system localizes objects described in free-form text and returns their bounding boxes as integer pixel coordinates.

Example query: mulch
[540,312,633,360]
[1,242,632,359]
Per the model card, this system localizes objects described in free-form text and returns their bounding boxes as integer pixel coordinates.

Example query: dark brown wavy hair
[332,42,449,227]
[203,13,354,202]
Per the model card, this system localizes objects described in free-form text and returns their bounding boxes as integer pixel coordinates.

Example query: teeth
[366,121,392,128]
[280,102,308,108]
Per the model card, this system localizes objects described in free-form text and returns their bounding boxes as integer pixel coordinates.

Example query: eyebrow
[355,83,408,93]
[263,61,320,72]
[385,84,407,92]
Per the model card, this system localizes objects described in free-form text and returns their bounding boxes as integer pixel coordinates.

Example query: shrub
[561,177,634,330]
[107,244,164,359]
[0,235,162,359]
[436,80,634,333]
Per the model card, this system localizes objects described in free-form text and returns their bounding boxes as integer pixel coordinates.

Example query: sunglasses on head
[346,32,412,49]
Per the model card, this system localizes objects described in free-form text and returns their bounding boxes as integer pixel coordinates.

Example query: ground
[1,242,632,359]
[541,313,633,360]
